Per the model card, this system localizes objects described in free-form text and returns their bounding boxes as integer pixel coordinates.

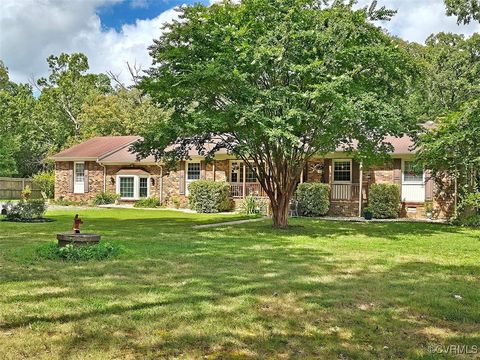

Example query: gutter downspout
[157,164,164,205]
[358,161,363,217]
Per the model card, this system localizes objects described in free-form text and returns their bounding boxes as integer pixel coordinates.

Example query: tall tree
[444,0,480,24]
[35,53,112,150]
[137,0,420,228]
[0,61,39,176]
[422,33,480,118]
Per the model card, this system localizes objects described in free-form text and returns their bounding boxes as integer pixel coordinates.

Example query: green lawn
[0,209,479,359]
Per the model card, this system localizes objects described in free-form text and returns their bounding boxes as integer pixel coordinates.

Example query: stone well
[57,233,101,247]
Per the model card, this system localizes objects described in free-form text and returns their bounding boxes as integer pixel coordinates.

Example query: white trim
[73,162,85,194]
[401,159,425,202]
[401,159,424,185]
[185,161,201,195]
[332,159,352,184]
[116,175,150,200]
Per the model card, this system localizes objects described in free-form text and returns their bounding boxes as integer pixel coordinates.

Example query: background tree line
[0,53,168,177]
[0,0,478,225]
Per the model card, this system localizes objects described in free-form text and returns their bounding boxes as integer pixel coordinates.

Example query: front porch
[229,182,363,202]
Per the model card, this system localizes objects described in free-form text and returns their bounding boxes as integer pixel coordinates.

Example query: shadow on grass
[1,211,479,358]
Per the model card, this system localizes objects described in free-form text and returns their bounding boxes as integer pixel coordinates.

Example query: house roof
[116,169,151,176]
[100,145,157,163]
[335,135,416,155]
[52,136,141,160]
[52,134,417,164]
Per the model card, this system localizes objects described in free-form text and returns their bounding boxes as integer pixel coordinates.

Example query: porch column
[242,162,246,199]
[358,162,363,217]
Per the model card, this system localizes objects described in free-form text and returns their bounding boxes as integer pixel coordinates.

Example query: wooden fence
[0,177,42,200]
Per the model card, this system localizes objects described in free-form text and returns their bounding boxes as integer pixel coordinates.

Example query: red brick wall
[54,161,104,202]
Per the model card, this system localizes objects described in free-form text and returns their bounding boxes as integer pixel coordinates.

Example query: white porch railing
[230,183,266,198]
[331,183,360,201]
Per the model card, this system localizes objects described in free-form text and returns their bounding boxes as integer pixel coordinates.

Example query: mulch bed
[1,218,55,223]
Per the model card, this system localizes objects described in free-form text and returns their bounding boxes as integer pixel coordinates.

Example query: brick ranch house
[52,135,454,219]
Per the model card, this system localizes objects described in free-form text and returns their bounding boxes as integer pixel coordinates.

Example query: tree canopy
[444,0,480,24]
[137,0,421,227]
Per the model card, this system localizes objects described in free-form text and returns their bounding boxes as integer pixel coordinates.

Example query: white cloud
[356,0,480,43]
[0,0,478,85]
[0,0,179,84]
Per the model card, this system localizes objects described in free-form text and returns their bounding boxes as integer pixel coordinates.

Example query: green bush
[32,171,55,199]
[368,184,400,219]
[239,195,268,215]
[92,191,120,205]
[452,214,480,227]
[296,183,330,217]
[4,199,47,221]
[134,197,161,208]
[188,180,231,213]
[36,242,120,261]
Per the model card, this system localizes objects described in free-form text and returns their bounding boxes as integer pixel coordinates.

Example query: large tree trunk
[270,191,293,229]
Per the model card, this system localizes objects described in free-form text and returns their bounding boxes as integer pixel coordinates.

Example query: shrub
[134,197,161,208]
[21,185,32,200]
[296,183,330,217]
[92,191,120,205]
[239,195,268,215]
[171,196,181,209]
[368,184,400,219]
[32,171,55,199]
[453,214,480,227]
[188,180,231,213]
[4,199,47,221]
[36,242,120,261]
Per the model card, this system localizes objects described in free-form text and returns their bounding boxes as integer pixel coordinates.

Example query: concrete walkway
[193,216,448,229]
[319,216,448,224]
[193,217,267,229]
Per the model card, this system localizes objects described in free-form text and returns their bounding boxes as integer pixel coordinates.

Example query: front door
[74,162,85,194]
[401,160,425,202]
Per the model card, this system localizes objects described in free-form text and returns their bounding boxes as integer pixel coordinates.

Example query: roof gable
[52,136,141,160]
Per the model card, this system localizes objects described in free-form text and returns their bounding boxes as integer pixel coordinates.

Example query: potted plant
[363,206,373,220]
[424,201,434,219]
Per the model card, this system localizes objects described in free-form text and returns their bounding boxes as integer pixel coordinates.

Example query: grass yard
[0,209,479,359]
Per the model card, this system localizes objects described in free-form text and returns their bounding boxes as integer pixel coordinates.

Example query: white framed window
[185,161,201,195]
[119,176,135,198]
[401,159,425,202]
[186,162,201,181]
[229,160,258,183]
[74,162,85,194]
[403,161,423,183]
[139,177,148,198]
[333,159,352,183]
[116,175,150,200]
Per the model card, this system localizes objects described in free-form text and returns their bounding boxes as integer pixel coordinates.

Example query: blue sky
[1,0,479,85]
[97,0,208,31]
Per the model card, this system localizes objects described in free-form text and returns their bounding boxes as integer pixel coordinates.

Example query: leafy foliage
[4,199,47,221]
[368,184,400,219]
[0,54,170,177]
[32,171,55,199]
[188,180,231,213]
[137,0,420,227]
[134,197,161,208]
[92,191,120,205]
[239,195,268,215]
[296,183,330,217]
[444,0,480,24]
[36,242,120,261]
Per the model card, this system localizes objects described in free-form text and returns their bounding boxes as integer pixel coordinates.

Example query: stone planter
[57,233,101,247]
